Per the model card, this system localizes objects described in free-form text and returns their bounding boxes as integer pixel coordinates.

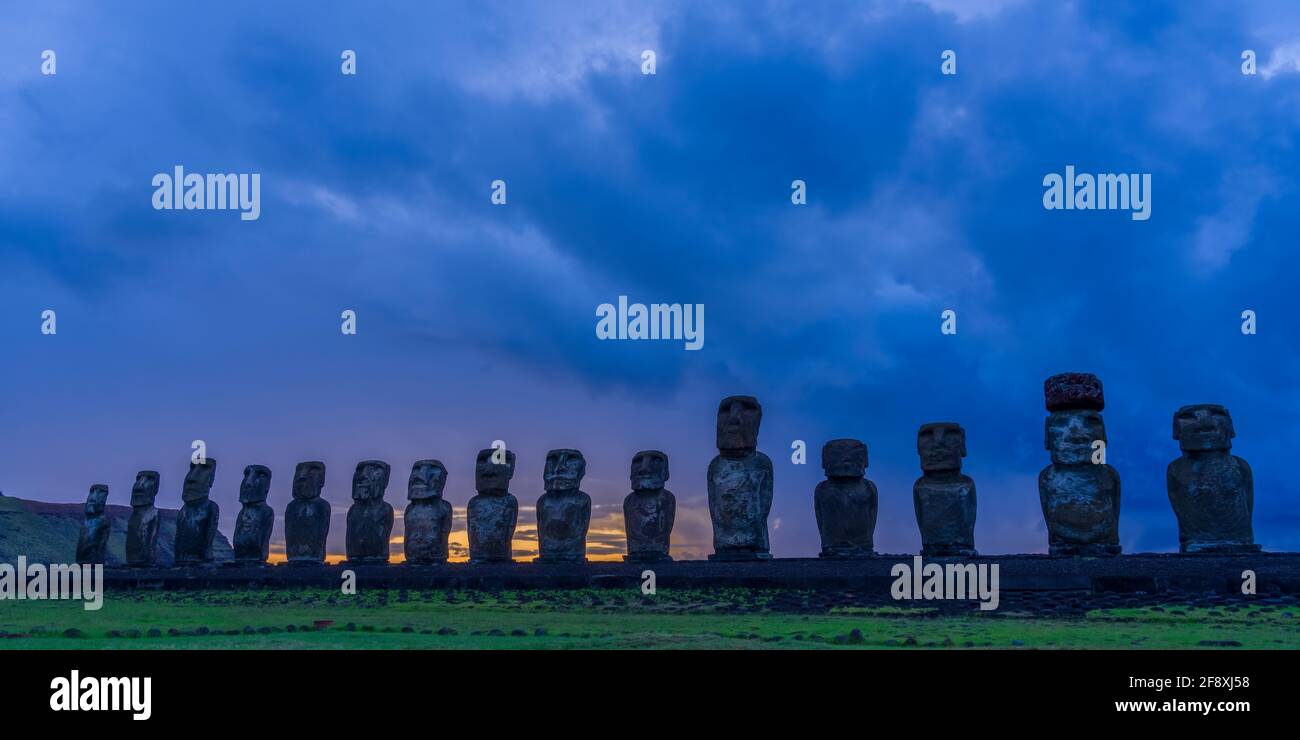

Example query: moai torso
[913,423,977,556]
[623,451,675,562]
[125,471,161,566]
[345,461,394,563]
[284,462,330,565]
[232,464,274,564]
[1167,404,1258,553]
[404,459,454,564]
[536,449,591,563]
[814,439,876,558]
[75,484,111,565]
[467,448,518,564]
[707,396,773,560]
[175,458,220,565]
[1038,373,1121,556]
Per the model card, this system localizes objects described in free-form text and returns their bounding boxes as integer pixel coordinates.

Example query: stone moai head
[475,448,516,493]
[821,439,867,479]
[1173,404,1235,452]
[85,484,109,517]
[182,458,217,504]
[631,450,669,491]
[292,462,326,500]
[408,459,448,500]
[1044,373,1106,465]
[716,395,762,453]
[130,470,160,507]
[544,449,586,492]
[239,464,272,504]
[918,422,966,473]
[352,461,390,501]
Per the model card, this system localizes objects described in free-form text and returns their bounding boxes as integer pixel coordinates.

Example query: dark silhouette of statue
[623,450,675,562]
[75,484,111,565]
[232,464,274,565]
[1167,404,1259,553]
[345,460,393,564]
[536,449,591,563]
[1039,373,1121,556]
[284,461,330,566]
[814,439,876,558]
[708,396,773,560]
[175,458,220,565]
[467,448,518,563]
[404,459,453,564]
[914,423,977,556]
[125,471,161,567]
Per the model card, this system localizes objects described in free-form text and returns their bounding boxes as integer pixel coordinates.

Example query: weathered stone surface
[345,461,394,564]
[404,459,453,564]
[467,448,518,564]
[75,484,111,565]
[913,423,977,557]
[814,439,876,558]
[175,459,221,565]
[1044,372,1105,412]
[284,461,330,566]
[623,450,675,562]
[1039,373,1120,556]
[1167,404,1259,553]
[232,464,274,565]
[125,470,161,566]
[536,449,591,563]
[708,395,773,560]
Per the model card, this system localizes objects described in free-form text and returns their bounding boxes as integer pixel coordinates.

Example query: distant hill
[0,495,233,566]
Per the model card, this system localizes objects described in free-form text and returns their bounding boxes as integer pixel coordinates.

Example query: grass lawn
[1,589,1297,649]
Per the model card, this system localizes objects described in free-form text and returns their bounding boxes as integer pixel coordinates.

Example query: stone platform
[102,553,1300,593]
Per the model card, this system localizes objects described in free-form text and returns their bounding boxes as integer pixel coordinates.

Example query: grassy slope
[1,589,1297,649]
[0,496,233,565]
[0,496,80,564]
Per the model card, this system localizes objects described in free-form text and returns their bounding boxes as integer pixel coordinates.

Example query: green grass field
[1,589,1296,649]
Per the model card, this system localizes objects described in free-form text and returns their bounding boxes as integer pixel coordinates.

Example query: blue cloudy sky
[3,0,1300,559]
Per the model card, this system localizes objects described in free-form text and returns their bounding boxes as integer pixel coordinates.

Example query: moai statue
[814,439,877,558]
[1167,404,1259,553]
[467,448,518,564]
[535,449,592,563]
[284,461,330,566]
[913,423,977,557]
[75,484,111,565]
[125,471,161,566]
[1039,373,1121,556]
[175,458,220,565]
[404,459,453,564]
[623,450,676,563]
[707,395,773,560]
[345,460,394,564]
[232,464,275,566]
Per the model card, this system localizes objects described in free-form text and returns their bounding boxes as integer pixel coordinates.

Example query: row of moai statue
[74,374,1259,566]
[74,447,677,566]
